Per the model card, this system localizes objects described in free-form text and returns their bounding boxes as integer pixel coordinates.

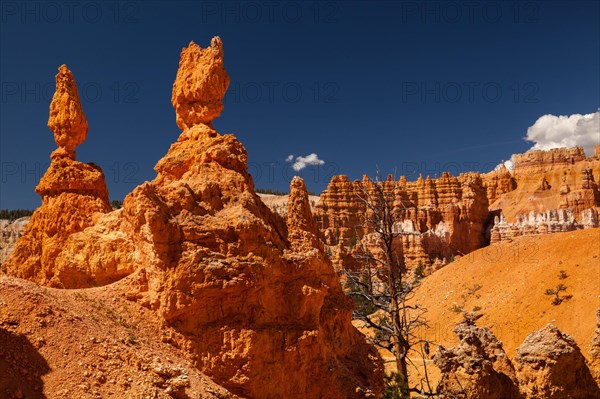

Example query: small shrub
[128,333,137,345]
[558,270,568,280]
[545,283,568,305]
[414,261,425,280]
[473,305,482,312]
[467,284,483,295]
[382,372,409,399]
[450,304,463,313]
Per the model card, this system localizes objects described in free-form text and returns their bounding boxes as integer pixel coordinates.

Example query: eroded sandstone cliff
[488,147,600,243]
[314,171,490,268]
[315,146,600,268]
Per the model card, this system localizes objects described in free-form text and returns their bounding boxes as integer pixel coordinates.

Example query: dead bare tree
[343,172,442,398]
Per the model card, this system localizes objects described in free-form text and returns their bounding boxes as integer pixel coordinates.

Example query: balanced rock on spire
[171,37,230,130]
[47,64,88,159]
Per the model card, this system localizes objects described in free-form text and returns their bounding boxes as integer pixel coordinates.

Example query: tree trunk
[389,264,410,397]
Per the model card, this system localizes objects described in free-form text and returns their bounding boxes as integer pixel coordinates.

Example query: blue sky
[1,0,599,208]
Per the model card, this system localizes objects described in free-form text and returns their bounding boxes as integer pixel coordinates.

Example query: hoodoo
[3,65,111,286]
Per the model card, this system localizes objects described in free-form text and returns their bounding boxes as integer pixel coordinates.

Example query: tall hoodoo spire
[287,176,322,252]
[47,64,88,159]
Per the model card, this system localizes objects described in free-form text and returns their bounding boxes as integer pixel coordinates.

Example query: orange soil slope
[411,228,600,359]
[0,276,239,399]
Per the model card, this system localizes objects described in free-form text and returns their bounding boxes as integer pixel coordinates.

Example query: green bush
[382,373,409,399]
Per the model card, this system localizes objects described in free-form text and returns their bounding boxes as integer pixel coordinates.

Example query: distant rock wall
[559,167,600,216]
[513,147,587,173]
[314,172,491,268]
[316,146,600,268]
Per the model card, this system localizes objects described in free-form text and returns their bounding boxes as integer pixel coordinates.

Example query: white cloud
[496,110,599,171]
[286,153,325,172]
[526,111,599,156]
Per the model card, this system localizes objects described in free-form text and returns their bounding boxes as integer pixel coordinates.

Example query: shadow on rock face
[0,328,50,399]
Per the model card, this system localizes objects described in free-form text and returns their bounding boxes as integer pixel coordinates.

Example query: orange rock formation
[287,176,323,252]
[482,164,516,204]
[514,324,600,398]
[591,310,600,382]
[433,323,521,399]
[314,171,490,268]
[3,65,112,285]
[5,38,383,398]
[47,65,88,160]
[488,147,600,243]
[512,147,586,173]
[434,321,600,398]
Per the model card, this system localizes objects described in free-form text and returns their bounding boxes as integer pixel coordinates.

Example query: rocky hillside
[1,38,382,398]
